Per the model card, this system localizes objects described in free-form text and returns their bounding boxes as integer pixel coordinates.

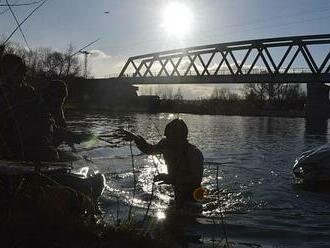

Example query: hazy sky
[1,0,330,98]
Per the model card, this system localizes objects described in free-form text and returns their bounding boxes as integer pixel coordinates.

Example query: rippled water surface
[67,112,330,247]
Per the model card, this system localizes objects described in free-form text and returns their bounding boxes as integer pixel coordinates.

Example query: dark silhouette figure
[42,80,74,149]
[0,54,58,161]
[43,80,68,128]
[42,80,92,155]
[0,45,4,68]
[123,119,204,206]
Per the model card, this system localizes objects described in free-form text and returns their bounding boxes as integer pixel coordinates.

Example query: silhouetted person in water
[123,119,204,206]
[0,54,58,161]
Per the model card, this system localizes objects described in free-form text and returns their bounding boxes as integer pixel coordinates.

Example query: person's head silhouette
[0,54,26,84]
[164,118,188,145]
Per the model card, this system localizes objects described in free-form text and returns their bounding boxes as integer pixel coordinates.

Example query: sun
[161,2,193,38]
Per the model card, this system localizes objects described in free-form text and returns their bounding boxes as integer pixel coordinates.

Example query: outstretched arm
[121,130,164,155]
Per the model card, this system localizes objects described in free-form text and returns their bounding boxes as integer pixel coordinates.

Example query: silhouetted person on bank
[123,119,204,206]
[42,80,73,148]
[43,80,68,129]
[0,54,58,161]
[0,45,4,66]
[42,80,91,154]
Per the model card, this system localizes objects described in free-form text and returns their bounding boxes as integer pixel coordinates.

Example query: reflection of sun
[161,2,193,38]
[156,210,166,220]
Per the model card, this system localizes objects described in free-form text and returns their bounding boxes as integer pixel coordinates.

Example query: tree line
[0,41,307,115]
[149,83,306,116]
[0,41,83,85]
[243,83,306,110]
[141,83,305,108]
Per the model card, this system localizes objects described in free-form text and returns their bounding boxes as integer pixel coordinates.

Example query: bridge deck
[115,34,330,85]
[109,73,330,85]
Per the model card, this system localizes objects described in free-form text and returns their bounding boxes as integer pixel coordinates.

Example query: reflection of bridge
[114,34,330,84]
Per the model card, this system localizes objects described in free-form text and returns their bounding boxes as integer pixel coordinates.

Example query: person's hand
[154,173,171,184]
[69,143,77,153]
[119,129,137,141]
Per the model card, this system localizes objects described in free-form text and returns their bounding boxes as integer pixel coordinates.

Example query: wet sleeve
[134,137,165,155]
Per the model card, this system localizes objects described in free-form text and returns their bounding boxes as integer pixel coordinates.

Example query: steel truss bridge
[114,34,330,84]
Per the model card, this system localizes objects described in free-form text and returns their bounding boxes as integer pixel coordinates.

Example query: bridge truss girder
[118,34,330,84]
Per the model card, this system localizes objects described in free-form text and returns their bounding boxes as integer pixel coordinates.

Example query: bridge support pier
[305,83,330,134]
[306,82,330,119]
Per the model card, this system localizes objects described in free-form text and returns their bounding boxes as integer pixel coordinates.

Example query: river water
[67,112,330,247]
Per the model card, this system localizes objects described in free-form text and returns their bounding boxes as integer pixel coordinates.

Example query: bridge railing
[118,68,316,78]
[118,34,330,80]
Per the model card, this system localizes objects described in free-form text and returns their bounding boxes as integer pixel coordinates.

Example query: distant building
[136,95,160,112]
[66,78,160,112]
[66,78,138,110]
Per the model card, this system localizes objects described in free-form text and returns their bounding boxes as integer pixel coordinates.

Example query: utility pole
[79,50,91,78]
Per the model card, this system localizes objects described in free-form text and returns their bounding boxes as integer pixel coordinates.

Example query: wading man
[122,119,204,207]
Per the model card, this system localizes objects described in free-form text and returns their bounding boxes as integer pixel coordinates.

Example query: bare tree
[244,82,305,108]
[210,87,240,101]
[1,41,82,79]
[156,85,173,100]
[63,43,80,77]
[244,83,267,102]
[174,87,183,101]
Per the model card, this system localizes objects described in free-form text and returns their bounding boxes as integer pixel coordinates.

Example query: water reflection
[305,116,328,136]
[156,210,166,220]
[304,118,328,150]
[66,112,330,246]
[293,181,330,194]
[155,200,204,246]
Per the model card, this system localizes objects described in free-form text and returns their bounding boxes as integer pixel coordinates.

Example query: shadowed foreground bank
[0,173,169,248]
[0,223,169,248]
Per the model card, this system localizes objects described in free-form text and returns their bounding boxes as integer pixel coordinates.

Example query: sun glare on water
[161,2,193,38]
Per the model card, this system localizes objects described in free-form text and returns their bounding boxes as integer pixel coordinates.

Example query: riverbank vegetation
[152,83,306,117]
[1,41,307,118]
[0,41,83,83]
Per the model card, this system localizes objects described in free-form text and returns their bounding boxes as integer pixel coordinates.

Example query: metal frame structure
[117,34,330,84]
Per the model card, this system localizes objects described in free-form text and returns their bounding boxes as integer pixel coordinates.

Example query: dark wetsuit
[0,80,56,161]
[41,80,83,149]
[134,137,204,205]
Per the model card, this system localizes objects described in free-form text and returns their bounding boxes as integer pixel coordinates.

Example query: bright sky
[1,0,330,98]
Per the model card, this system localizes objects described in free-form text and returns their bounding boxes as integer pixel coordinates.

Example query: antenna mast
[79,50,91,78]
